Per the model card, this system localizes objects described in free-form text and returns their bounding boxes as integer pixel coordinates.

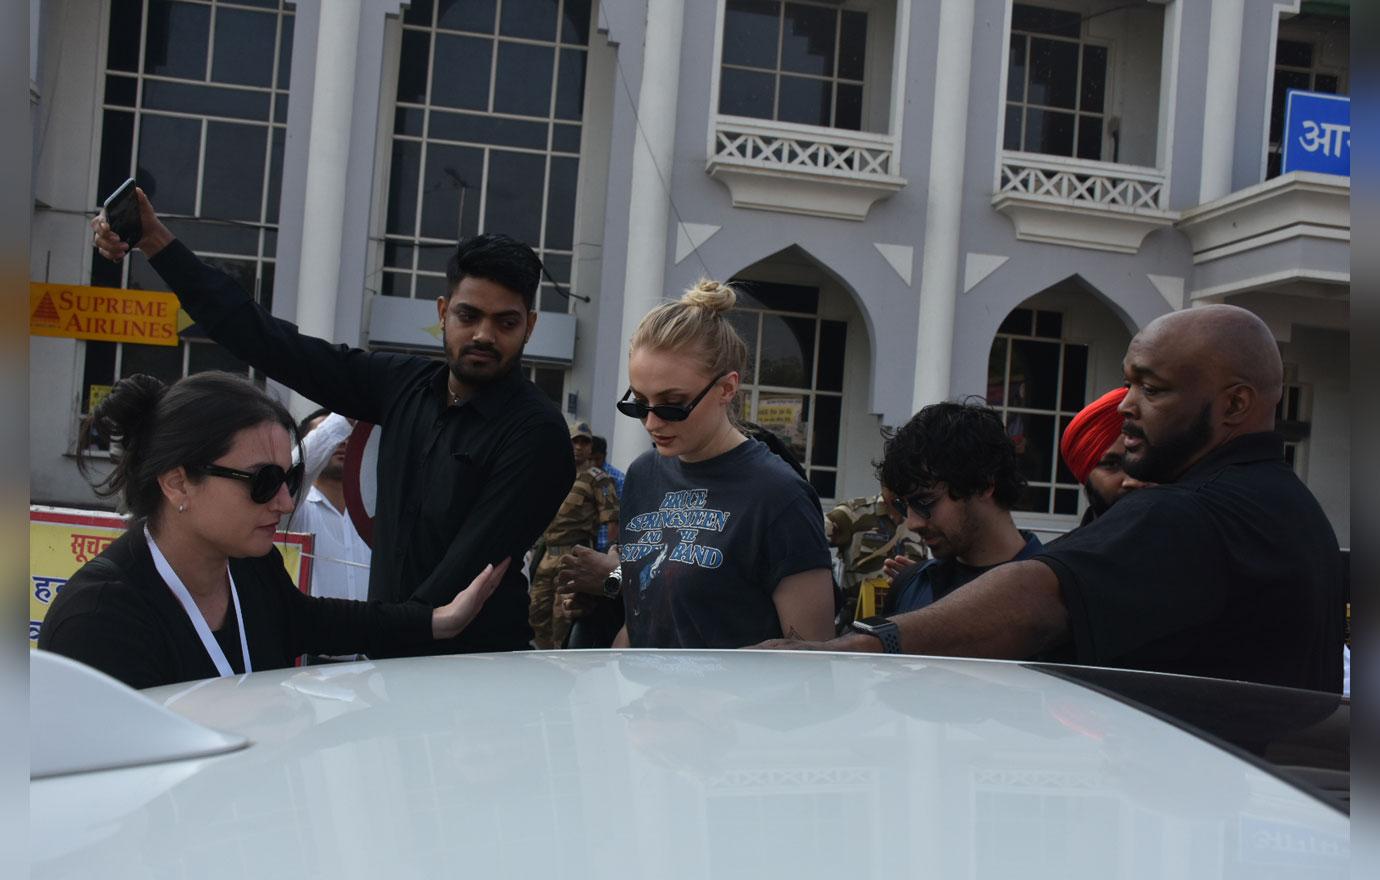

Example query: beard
[1123,403,1212,483]
[320,460,345,482]
[920,501,977,562]
[447,339,523,387]
[1083,480,1112,517]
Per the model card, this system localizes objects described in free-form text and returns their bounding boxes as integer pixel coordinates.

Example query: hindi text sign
[29,506,315,648]
[1282,91,1350,177]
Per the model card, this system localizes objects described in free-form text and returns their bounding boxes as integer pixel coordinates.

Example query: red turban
[1060,387,1128,484]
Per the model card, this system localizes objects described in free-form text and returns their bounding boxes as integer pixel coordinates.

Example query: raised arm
[297,412,352,489]
[92,189,424,422]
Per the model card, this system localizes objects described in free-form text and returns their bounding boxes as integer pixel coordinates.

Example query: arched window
[987,307,1089,515]
[728,281,846,500]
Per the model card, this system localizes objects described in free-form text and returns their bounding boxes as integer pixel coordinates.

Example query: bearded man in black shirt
[93,189,574,655]
[763,304,1344,693]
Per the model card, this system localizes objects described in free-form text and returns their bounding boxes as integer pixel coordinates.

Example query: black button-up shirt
[1036,432,1344,691]
[150,240,574,654]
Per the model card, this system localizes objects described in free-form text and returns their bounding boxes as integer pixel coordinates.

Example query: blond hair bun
[680,278,737,313]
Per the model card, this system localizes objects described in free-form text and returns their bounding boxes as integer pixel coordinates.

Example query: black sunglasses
[898,489,940,520]
[617,372,727,422]
[196,462,305,504]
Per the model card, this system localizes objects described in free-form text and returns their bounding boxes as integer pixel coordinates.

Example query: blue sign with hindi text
[1282,91,1350,177]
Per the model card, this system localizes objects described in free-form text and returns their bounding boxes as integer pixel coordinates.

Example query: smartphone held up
[102,178,143,247]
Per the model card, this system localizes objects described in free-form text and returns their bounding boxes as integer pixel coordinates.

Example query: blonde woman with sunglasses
[606,280,835,648]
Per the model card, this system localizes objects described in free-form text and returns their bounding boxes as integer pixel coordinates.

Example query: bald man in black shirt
[762,305,1345,693]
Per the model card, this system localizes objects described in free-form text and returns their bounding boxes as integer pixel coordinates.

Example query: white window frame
[988,309,1090,518]
[716,0,870,131]
[733,306,846,502]
[375,0,590,314]
[1277,364,1311,479]
[524,363,570,411]
[708,0,908,143]
[1003,3,1113,162]
[76,0,294,451]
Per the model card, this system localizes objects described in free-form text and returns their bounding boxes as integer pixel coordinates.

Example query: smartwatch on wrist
[601,565,623,599]
[851,616,902,654]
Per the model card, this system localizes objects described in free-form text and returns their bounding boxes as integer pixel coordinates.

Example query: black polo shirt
[150,241,574,654]
[1035,432,1344,692]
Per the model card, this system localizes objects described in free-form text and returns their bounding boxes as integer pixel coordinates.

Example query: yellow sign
[87,384,113,412]
[29,282,181,346]
[855,574,891,620]
[29,506,315,647]
[754,395,807,452]
[755,395,804,429]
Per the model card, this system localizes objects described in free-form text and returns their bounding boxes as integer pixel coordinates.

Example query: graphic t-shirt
[619,438,832,648]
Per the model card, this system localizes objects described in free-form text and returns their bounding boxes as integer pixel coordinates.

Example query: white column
[609,0,686,468]
[1198,0,1245,203]
[912,0,976,413]
[291,0,362,413]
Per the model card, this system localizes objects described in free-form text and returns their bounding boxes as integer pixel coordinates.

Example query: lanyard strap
[144,527,253,678]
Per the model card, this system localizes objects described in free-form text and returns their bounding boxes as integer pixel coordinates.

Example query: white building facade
[30,0,1350,543]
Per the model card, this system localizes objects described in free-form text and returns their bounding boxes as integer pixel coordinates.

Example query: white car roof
[32,650,1349,878]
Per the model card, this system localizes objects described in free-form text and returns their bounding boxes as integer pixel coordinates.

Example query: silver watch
[601,565,623,598]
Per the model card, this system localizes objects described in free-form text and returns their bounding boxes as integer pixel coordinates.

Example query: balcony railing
[997,153,1167,211]
[706,116,906,221]
[991,151,1176,253]
[713,118,899,179]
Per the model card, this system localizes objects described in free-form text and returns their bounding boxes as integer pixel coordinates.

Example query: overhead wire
[596,1,717,282]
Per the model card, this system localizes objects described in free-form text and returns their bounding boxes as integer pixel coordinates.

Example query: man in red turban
[1059,387,1149,525]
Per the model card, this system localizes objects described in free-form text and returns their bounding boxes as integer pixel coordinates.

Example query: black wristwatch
[851,616,902,654]
[601,565,623,598]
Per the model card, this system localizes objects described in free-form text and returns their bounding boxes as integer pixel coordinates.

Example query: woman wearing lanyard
[604,279,835,648]
[39,372,507,689]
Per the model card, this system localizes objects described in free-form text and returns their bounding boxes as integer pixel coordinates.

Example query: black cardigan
[39,528,431,689]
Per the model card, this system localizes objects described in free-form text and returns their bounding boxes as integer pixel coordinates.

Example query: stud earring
[178,503,187,513]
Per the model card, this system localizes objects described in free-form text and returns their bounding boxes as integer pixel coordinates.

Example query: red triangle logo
[31,292,61,325]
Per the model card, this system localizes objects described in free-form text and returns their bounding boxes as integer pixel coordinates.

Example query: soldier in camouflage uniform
[528,419,620,648]
[825,487,927,627]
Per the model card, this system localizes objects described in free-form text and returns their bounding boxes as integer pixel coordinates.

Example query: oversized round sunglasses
[616,372,727,422]
[194,461,305,504]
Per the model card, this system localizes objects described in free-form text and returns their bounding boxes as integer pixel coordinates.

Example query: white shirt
[296,486,371,602]
[287,412,371,601]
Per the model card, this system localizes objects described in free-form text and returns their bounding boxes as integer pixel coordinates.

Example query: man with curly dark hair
[876,401,1043,614]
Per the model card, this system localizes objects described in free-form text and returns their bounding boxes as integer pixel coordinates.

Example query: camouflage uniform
[528,465,619,648]
[826,494,927,625]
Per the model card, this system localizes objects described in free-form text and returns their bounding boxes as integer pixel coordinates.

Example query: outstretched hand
[432,558,511,639]
[90,187,173,262]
